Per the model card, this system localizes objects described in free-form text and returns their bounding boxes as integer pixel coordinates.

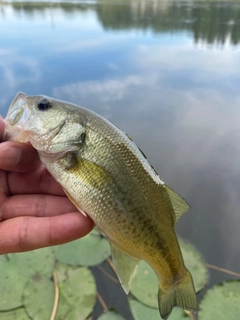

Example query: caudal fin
[158,270,198,320]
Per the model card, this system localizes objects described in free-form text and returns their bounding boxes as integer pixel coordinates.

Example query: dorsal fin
[164,184,190,222]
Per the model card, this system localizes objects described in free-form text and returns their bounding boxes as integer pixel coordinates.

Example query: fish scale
[84,127,163,219]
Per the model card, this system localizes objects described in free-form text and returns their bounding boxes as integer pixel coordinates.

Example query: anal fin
[110,242,140,294]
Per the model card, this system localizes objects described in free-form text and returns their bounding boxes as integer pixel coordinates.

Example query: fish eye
[80,132,85,144]
[37,98,51,111]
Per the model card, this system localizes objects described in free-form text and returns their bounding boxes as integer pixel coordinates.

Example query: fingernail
[0,146,22,167]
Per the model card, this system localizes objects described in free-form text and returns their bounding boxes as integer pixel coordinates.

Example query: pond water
[1,0,240,318]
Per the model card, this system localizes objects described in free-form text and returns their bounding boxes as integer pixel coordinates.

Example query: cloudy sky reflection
[1,0,240,285]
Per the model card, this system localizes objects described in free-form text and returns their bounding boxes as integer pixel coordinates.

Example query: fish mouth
[4,92,32,142]
[7,92,29,125]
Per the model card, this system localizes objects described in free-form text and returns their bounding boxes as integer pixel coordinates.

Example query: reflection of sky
[1,1,240,285]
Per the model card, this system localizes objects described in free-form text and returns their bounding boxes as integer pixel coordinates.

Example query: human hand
[0,118,94,254]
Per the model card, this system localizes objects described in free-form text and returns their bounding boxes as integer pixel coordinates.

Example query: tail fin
[158,270,198,320]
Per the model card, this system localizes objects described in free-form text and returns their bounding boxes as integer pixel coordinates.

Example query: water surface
[1,0,240,318]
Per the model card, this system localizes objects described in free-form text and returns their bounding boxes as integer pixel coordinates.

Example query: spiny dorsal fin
[110,242,140,294]
[164,184,190,222]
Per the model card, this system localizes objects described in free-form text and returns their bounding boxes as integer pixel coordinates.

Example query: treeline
[4,0,240,45]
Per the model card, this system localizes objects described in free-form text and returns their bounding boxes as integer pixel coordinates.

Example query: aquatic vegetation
[1,232,238,319]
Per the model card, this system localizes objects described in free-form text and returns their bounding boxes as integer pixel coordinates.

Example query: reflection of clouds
[54,37,111,52]
[0,51,40,85]
[0,49,40,112]
[52,73,158,103]
[219,183,240,268]
[52,74,159,121]
[135,42,240,75]
[170,89,240,168]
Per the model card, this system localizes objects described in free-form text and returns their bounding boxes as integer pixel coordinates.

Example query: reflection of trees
[4,0,240,45]
[10,1,90,15]
[96,0,240,46]
[191,2,240,45]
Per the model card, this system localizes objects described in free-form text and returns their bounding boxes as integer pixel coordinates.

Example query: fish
[4,92,197,319]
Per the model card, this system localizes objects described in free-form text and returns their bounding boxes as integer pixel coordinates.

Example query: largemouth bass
[4,92,197,319]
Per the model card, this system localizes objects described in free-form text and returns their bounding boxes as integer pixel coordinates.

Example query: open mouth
[7,93,29,126]
[3,94,31,142]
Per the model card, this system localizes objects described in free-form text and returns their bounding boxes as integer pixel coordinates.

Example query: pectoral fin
[164,184,190,222]
[110,242,140,294]
[63,187,88,217]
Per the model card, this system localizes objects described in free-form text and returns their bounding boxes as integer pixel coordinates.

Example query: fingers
[0,117,41,172]
[0,213,94,254]
[0,117,5,141]
[0,142,64,195]
[0,135,65,195]
[0,170,9,197]
[0,194,78,220]
[8,165,65,196]
[0,141,40,173]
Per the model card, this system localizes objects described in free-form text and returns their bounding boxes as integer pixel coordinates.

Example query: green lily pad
[130,236,207,308]
[9,246,56,279]
[129,298,188,320]
[97,310,127,320]
[55,229,110,266]
[23,273,55,320]
[0,308,30,320]
[129,297,159,319]
[198,280,240,320]
[0,247,56,311]
[130,260,158,308]
[0,255,25,310]
[55,262,97,320]
[178,237,208,293]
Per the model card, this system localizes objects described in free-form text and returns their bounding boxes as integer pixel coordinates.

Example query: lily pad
[0,247,56,311]
[0,255,25,310]
[130,260,158,308]
[129,298,188,320]
[178,237,208,293]
[55,229,110,266]
[198,280,240,320]
[55,262,97,320]
[23,273,55,320]
[130,236,207,308]
[97,310,127,320]
[9,246,56,279]
[0,308,30,320]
